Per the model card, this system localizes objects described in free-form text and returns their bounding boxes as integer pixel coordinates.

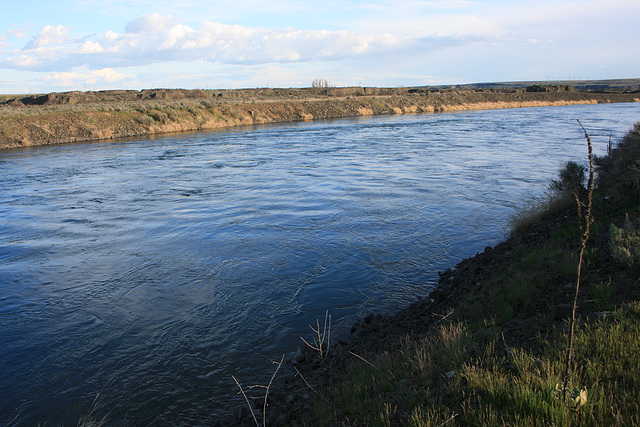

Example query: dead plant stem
[232,375,259,426]
[262,355,284,426]
[232,354,284,426]
[563,119,595,400]
[292,365,337,410]
[348,351,395,381]
[301,310,331,361]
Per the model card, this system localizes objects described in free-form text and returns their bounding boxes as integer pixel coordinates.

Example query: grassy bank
[270,122,640,426]
[1,86,639,149]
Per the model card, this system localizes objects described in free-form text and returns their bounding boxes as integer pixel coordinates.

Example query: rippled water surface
[1,103,639,424]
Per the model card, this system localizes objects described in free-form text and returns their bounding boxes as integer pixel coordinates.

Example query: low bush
[550,160,587,199]
[595,122,640,197]
[609,215,640,267]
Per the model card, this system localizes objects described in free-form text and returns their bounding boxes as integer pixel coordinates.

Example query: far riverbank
[1,85,638,149]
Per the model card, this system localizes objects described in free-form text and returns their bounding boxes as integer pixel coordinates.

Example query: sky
[1,0,638,94]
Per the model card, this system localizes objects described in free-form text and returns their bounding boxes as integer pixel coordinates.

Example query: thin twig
[301,310,331,362]
[325,311,331,357]
[77,393,110,427]
[438,413,459,426]
[348,351,395,381]
[432,308,455,323]
[262,355,284,426]
[232,375,259,426]
[501,331,509,354]
[292,365,337,409]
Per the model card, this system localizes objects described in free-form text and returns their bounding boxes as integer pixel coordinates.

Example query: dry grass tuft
[508,190,572,236]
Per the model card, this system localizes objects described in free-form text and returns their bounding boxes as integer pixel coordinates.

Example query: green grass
[297,302,640,426]
[460,304,640,426]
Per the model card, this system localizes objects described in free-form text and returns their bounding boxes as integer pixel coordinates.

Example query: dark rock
[439,268,452,277]
[554,304,574,321]
[237,405,247,421]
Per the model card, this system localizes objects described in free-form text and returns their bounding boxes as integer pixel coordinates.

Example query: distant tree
[311,78,334,88]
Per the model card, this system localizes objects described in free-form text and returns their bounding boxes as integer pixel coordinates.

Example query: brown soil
[1,87,638,150]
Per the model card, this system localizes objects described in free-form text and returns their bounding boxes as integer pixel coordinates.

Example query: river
[1,102,639,424]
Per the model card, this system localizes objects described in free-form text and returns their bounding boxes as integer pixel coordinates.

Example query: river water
[1,102,639,424]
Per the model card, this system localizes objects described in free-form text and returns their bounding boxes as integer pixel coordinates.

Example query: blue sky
[1,0,638,93]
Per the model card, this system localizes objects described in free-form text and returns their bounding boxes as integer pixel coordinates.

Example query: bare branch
[232,375,259,426]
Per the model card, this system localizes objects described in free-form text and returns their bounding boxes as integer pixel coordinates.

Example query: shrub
[148,110,169,124]
[609,215,640,266]
[550,160,587,199]
[595,122,640,197]
[135,114,154,126]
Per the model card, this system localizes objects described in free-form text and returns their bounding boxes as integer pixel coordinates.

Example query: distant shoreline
[1,84,639,149]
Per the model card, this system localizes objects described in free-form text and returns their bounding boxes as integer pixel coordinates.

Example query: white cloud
[2,0,638,92]
[43,67,129,87]
[1,28,29,44]
[79,40,104,54]
[0,14,471,71]
[93,67,128,82]
[23,25,70,49]
[347,0,640,43]
[160,24,196,50]
[124,12,180,33]
[10,54,41,68]
[10,28,28,39]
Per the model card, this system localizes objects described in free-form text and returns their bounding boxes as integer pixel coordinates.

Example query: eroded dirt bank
[1,87,638,149]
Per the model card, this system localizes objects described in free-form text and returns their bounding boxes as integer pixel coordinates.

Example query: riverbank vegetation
[275,122,640,426]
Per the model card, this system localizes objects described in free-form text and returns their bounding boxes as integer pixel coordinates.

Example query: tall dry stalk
[562,120,595,400]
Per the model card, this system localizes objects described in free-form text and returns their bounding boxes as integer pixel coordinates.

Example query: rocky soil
[1,87,638,149]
